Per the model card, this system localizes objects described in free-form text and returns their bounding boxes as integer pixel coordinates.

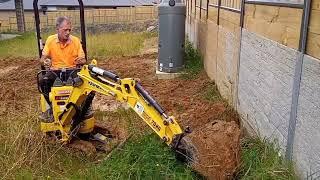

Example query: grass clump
[0,113,92,179]
[181,41,203,79]
[198,81,222,103]
[237,137,297,180]
[70,133,202,180]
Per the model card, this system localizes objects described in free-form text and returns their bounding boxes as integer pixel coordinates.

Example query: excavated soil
[185,120,241,179]
[0,53,241,179]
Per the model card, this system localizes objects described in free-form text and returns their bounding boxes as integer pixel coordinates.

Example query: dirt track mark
[0,66,19,78]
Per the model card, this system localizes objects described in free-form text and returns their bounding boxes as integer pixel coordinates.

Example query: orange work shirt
[42,34,85,69]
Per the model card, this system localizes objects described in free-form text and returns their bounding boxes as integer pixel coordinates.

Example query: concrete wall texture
[186,15,320,179]
[238,29,298,151]
[294,55,320,178]
[216,26,240,107]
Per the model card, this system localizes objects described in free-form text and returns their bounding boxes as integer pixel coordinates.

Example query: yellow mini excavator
[33,0,194,162]
[37,60,187,148]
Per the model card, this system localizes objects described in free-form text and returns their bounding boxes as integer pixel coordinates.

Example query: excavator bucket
[174,120,241,179]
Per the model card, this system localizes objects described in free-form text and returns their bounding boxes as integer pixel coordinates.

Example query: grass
[88,109,201,179]
[0,32,39,58]
[237,137,297,180]
[0,101,94,179]
[181,41,203,79]
[87,32,156,59]
[70,133,202,180]
[198,81,222,103]
[0,31,156,59]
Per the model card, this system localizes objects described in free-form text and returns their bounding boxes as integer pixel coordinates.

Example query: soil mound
[184,120,241,179]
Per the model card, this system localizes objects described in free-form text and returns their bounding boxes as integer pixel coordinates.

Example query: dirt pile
[183,120,241,179]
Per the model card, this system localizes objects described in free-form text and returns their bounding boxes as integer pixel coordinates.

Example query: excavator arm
[43,60,185,148]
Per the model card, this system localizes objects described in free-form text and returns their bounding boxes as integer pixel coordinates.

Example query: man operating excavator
[38,16,88,121]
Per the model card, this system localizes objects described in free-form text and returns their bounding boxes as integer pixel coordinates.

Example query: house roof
[0,0,157,10]
[0,0,44,10]
[41,0,156,7]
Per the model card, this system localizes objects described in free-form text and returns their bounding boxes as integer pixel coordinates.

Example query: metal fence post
[235,0,245,111]
[206,0,209,19]
[92,10,94,26]
[240,0,245,28]
[195,0,197,18]
[217,0,221,25]
[200,0,202,19]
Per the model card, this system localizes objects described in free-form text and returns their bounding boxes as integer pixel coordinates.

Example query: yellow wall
[0,6,157,32]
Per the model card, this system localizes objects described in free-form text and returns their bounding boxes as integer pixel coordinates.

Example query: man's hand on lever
[39,55,52,69]
[75,57,86,67]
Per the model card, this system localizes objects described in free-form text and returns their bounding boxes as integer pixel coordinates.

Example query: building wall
[0,6,157,32]
[0,11,34,31]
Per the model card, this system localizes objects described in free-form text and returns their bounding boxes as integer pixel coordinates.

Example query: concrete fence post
[285,0,311,161]
[235,0,245,111]
[217,0,221,25]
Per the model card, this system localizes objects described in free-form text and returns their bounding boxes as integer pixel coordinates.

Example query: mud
[0,53,241,179]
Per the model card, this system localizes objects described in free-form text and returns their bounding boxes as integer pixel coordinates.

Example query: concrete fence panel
[203,20,218,80]
[197,20,208,56]
[238,29,299,151]
[294,55,320,178]
[216,26,240,106]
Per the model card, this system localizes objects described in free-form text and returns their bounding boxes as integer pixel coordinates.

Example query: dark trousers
[39,70,78,106]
